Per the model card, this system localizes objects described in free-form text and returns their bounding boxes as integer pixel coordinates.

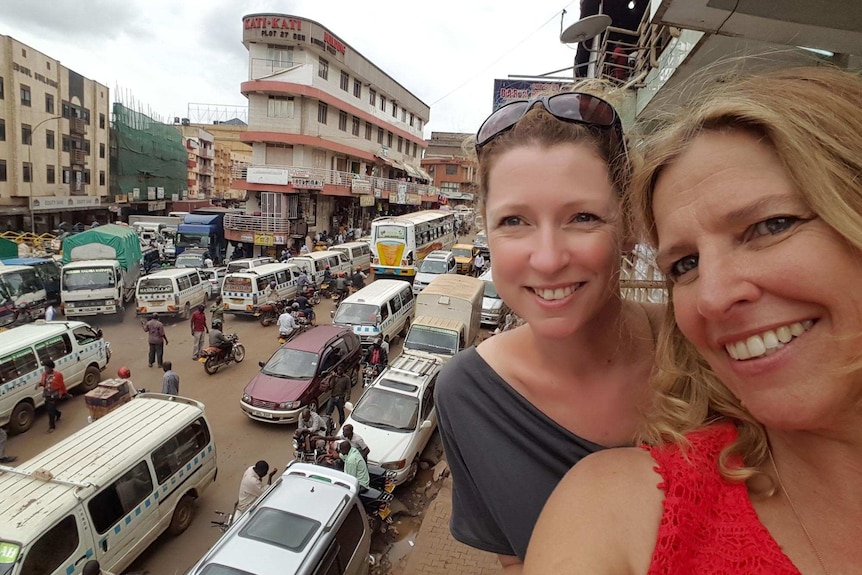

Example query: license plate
[252,410,273,419]
[231,298,243,304]
[384,483,395,493]
[151,300,165,306]
[198,357,207,363]
[378,506,391,520]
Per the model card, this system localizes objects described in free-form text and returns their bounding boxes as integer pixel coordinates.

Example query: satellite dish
[560,14,612,44]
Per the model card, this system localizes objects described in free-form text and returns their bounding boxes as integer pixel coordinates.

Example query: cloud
[3,0,147,41]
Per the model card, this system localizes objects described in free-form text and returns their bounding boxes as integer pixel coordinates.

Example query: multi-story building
[188,119,252,203]
[421,132,476,207]
[175,123,215,200]
[233,14,436,256]
[0,35,111,233]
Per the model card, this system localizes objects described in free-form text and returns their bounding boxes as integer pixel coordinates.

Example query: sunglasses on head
[475,92,625,155]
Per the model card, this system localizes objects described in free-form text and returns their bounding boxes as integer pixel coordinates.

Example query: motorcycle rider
[264,280,279,304]
[351,266,367,291]
[338,440,370,488]
[334,272,349,301]
[277,306,298,340]
[322,265,333,287]
[367,336,389,370]
[296,407,329,453]
[296,270,310,293]
[209,320,232,359]
[294,293,315,323]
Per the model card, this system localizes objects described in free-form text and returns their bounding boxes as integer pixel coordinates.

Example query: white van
[0,321,110,434]
[135,268,208,319]
[332,279,415,346]
[0,394,217,575]
[412,250,458,295]
[332,242,372,273]
[225,256,276,274]
[288,250,351,284]
[222,262,301,315]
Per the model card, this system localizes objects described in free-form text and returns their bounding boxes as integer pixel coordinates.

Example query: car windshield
[138,277,173,294]
[374,225,406,241]
[223,276,252,293]
[483,281,500,299]
[419,259,447,274]
[62,268,115,291]
[352,386,419,431]
[473,235,487,247]
[332,303,378,326]
[227,262,250,273]
[261,348,318,379]
[405,326,458,355]
[451,248,472,258]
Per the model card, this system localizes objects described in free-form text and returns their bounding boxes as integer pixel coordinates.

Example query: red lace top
[646,423,801,574]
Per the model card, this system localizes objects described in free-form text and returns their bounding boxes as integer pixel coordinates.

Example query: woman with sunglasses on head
[435,90,661,573]
[525,66,862,574]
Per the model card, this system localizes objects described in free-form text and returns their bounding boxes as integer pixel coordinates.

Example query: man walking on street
[37,359,67,433]
[473,252,486,277]
[190,305,208,360]
[161,361,179,395]
[325,366,351,426]
[143,313,168,368]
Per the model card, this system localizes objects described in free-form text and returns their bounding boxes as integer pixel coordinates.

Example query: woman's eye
[669,255,698,279]
[572,213,599,224]
[499,216,523,226]
[751,216,799,238]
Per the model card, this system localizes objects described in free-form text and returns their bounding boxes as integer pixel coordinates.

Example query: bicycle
[211,504,237,533]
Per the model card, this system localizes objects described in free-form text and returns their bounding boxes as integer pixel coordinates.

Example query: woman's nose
[529,228,571,275]
[693,251,761,318]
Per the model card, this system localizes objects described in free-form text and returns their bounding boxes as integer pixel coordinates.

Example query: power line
[429,1,578,107]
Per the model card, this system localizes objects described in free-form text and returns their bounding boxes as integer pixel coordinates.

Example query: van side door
[35,333,82,391]
[16,511,95,575]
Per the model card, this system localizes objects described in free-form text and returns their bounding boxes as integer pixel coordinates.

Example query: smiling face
[485,142,624,340]
[653,130,862,429]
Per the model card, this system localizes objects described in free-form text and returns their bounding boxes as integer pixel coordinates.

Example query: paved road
[5,289,403,575]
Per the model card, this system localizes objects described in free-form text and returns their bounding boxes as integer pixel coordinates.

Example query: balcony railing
[70,182,84,195]
[593,6,676,87]
[231,163,441,198]
[250,58,300,81]
[70,118,87,135]
[71,150,86,165]
[225,213,292,234]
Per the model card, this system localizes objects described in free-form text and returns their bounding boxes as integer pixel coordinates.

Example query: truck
[128,214,183,243]
[60,224,142,318]
[403,274,484,363]
[175,208,241,264]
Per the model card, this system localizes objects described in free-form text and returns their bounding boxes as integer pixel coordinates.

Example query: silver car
[199,266,227,298]
[478,269,509,327]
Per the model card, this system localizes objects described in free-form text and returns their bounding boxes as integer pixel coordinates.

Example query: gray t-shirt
[435,347,604,561]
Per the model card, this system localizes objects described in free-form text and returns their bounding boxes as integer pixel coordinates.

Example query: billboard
[492,79,572,112]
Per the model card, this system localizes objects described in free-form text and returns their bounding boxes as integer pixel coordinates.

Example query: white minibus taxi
[331,279,415,346]
[221,262,301,315]
[331,242,372,273]
[288,250,351,284]
[135,268,208,319]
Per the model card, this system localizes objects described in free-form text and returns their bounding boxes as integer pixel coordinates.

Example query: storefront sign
[114,194,128,203]
[157,187,165,200]
[240,233,254,243]
[147,187,156,201]
[30,196,102,211]
[290,172,325,190]
[406,193,422,206]
[359,195,375,207]
[254,232,274,246]
[148,201,166,212]
[351,179,372,195]
[374,188,383,198]
[248,167,289,185]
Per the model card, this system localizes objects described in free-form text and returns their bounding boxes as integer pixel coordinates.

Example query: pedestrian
[338,424,370,460]
[209,296,225,328]
[143,312,168,368]
[325,366,351,426]
[236,460,278,516]
[161,361,179,395]
[36,359,68,433]
[82,559,115,575]
[0,428,17,463]
[44,303,56,322]
[473,252,485,277]
[190,305,208,360]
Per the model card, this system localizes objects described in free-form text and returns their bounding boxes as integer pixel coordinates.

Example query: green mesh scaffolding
[110,103,187,201]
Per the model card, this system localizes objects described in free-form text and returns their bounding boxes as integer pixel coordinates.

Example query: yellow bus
[370,210,456,280]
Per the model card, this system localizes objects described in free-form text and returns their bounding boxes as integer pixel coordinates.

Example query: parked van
[0,394,217,575]
[0,257,62,304]
[222,262,301,315]
[332,279,415,346]
[332,241,372,273]
[188,462,370,575]
[0,265,48,327]
[135,268,208,319]
[289,250,351,284]
[0,320,110,434]
[226,256,276,274]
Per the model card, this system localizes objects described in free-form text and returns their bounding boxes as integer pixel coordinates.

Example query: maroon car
[240,325,361,424]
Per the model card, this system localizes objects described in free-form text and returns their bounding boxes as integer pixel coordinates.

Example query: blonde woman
[526,66,862,574]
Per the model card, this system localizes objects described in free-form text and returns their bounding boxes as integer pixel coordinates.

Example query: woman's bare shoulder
[525,447,664,575]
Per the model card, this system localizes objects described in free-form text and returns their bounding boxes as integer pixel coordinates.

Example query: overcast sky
[2,0,591,135]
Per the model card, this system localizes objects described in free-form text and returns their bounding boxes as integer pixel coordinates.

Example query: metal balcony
[70,118,87,135]
[71,150,86,165]
[70,182,84,195]
[224,213,292,234]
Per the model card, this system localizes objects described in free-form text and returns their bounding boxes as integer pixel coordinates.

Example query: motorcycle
[360,485,395,531]
[361,361,384,388]
[199,333,245,375]
[301,283,321,306]
[319,281,332,298]
[277,322,311,345]
[256,298,290,327]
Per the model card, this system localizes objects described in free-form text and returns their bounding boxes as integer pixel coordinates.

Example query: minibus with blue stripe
[331,279,415,346]
[221,262,301,315]
[0,394,217,575]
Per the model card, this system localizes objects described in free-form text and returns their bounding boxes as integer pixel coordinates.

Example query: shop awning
[374,154,393,167]
[390,159,410,173]
[404,164,423,179]
[416,167,434,182]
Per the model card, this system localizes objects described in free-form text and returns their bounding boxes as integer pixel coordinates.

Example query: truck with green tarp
[60,224,142,318]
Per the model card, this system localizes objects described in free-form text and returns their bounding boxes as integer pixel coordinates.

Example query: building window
[22,124,32,145]
[402,108,407,122]
[84,170,91,184]
[46,130,54,149]
[99,170,106,186]
[351,117,360,136]
[317,102,328,124]
[0,160,6,182]
[62,136,70,152]
[397,136,403,153]
[47,165,55,184]
[62,168,71,184]
[445,164,458,175]
[45,93,54,114]
[380,96,386,112]
[338,111,348,131]
[409,113,415,127]
[267,45,294,67]
[413,142,418,157]
[340,71,349,91]
[0,119,4,141]
[0,77,4,99]
[377,127,383,144]
[391,102,397,118]
[364,122,372,140]
[23,162,33,183]
[99,113,106,129]
[353,79,362,99]
[267,95,294,117]
[20,85,31,107]
[369,89,376,107]
[99,143,105,158]
[318,57,329,80]
[387,132,393,147]
[418,118,423,131]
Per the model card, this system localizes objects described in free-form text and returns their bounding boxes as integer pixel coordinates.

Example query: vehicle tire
[233,344,246,363]
[182,302,190,320]
[9,402,35,434]
[405,456,420,484]
[351,365,361,388]
[204,356,219,375]
[260,314,272,327]
[400,319,410,339]
[368,515,380,533]
[312,292,321,306]
[309,399,318,414]
[167,494,195,536]
[80,365,101,392]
